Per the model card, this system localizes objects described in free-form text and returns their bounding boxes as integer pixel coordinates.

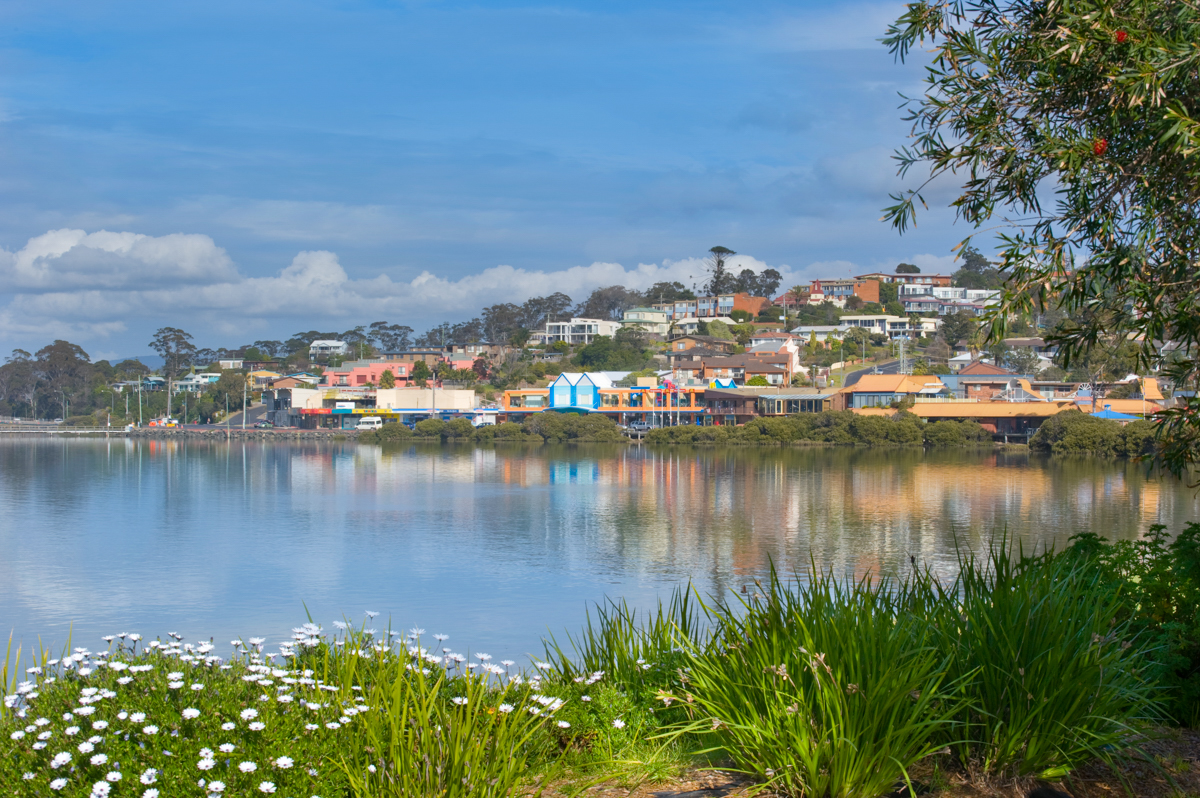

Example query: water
[2,436,1197,662]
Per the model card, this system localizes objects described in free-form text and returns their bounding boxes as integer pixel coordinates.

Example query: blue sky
[0,0,971,359]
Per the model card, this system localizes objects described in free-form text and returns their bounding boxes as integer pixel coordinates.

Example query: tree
[644,281,695,304]
[746,375,770,386]
[706,320,735,341]
[844,295,865,311]
[368,322,414,353]
[704,246,737,295]
[411,360,433,386]
[884,0,1200,475]
[150,328,197,380]
[939,311,977,349]
[877,282,899,305]
[895,263,920,274]
[885,300,905,318]
[574,286,643,321]
[379,368,396,389]
[1006,347,1043,376]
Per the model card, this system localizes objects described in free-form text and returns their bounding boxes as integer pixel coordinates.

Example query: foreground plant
[924,544,1162,779]
[684,569,957,798]
[2,629,355,797]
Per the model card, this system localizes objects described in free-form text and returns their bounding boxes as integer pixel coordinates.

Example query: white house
[309,340,349,358]
[620,307,670,337]
[174,373,221,393]
[542,318,621,346]
[792,325,842,344]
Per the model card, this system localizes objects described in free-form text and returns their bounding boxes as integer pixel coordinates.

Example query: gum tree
[883,0,1200,477]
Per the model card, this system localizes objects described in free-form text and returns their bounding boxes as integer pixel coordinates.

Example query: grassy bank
[5,527,1199,797]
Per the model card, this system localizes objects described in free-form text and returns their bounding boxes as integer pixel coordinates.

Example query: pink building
[323,361,412,387]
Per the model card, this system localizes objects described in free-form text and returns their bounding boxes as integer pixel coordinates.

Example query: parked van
[355,416,383,431]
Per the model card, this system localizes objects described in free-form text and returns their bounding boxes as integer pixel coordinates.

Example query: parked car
[355,416,383,431]
[628,421,653,432]
[253,421,273,429]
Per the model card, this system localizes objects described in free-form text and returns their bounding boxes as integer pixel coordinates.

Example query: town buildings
[651,292,771,321]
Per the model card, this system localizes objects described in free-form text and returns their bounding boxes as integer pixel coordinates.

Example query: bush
[687,570,956,798]
[443,418,475,439]
[1029,411,1123,455]
[522,413,624,443]
[1067,524,1200,726]
[924,419,992,447]
[1120,419,1157,458]
[414,418,446,438]
[923,544,1160,778]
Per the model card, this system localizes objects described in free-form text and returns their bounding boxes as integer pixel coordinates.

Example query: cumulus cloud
[0,228,951,349]
[0,229,237,291]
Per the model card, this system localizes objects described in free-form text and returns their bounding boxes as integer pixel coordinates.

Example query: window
[525,395,544,408]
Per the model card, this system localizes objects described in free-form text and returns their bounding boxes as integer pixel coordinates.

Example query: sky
[0,0,975,361]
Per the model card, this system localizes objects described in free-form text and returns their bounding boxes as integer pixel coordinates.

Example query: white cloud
[0,228,958,348]
[0,229,237,291]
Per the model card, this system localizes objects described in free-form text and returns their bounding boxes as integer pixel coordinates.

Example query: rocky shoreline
[126,427,357,440]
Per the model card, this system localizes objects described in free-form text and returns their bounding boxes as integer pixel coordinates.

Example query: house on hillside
[666,335,738,354]
[702,355,791,386]
[309,340,348,358]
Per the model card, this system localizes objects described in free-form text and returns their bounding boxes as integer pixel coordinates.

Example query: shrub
[923,544,1160,778]
[1029,411,1123,455]
[522,413,624,443]
[1121,419,1157,458]
[1067,524,1200,726]
[924,419,968,446]
[443,418,475,439]
[687,570,956,798]
[414,418,446,438]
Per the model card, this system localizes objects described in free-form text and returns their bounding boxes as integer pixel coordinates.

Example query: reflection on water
[1,437,1196,660]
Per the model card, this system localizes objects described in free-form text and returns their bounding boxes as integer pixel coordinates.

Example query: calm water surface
[1,437,1197,661]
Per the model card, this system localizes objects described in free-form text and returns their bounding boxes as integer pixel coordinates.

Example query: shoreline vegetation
[5,529,1199,798]
[356,411,1159,457]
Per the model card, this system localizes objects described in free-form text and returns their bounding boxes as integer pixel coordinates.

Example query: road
[200,403,267,429]
[842,359,901,388]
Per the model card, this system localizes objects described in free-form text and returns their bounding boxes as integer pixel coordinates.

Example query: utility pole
[138,380,143,426]
[242,377,248,430]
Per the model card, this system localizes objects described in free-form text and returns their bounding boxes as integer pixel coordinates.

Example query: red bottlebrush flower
[1094,138,1108,156]
[1115,30,1128,43]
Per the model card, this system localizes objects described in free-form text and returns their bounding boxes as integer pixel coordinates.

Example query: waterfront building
[840,374,949,409]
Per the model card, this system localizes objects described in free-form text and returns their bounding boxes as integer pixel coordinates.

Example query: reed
[923,543,1162,779]
[684,567,959,798]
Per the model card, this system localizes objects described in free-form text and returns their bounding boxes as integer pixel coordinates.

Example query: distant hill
[103,355,166,369]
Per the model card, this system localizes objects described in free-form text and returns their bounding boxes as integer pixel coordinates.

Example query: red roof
[958,360,1015,375]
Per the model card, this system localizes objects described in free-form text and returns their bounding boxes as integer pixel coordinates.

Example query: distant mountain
[104,355,166,369]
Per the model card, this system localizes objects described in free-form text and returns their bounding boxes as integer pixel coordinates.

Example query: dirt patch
[546,729,1200,798]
